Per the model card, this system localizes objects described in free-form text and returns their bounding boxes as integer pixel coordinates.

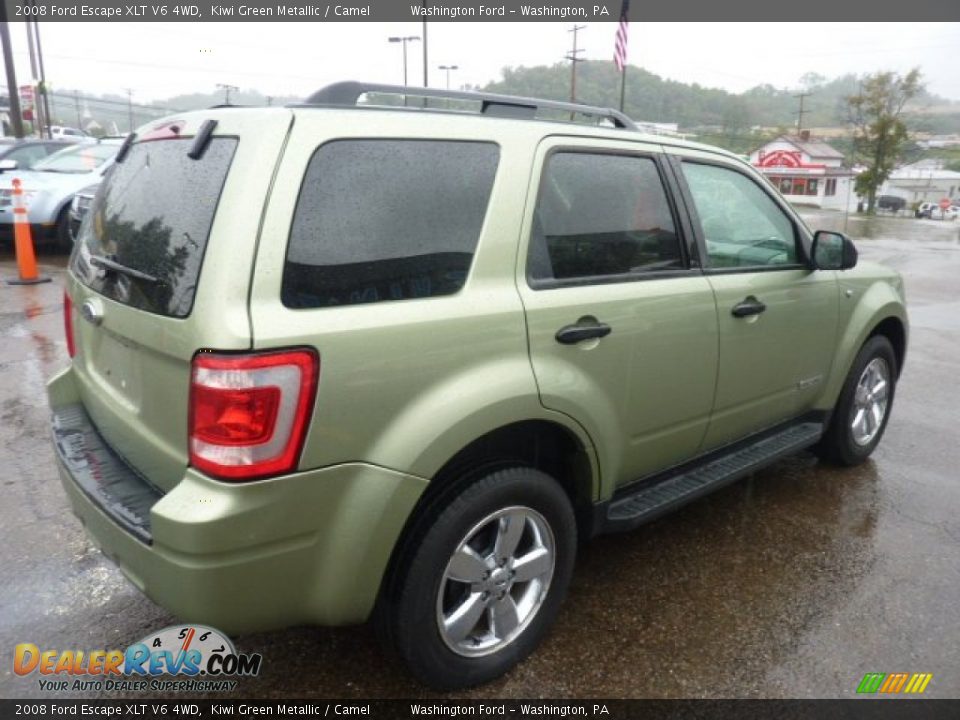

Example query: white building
[749,132,854,210]
[880,159,960,204]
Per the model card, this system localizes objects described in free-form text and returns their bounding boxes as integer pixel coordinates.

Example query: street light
[438,64,459,90]
[388,35,420,88]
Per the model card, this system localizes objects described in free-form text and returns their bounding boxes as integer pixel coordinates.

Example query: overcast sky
[5,22,959,105]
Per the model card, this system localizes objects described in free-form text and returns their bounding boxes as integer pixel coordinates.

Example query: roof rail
[302,81,637,130]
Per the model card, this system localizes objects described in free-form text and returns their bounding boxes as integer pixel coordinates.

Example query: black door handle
[555,320,612,345]
[731,296,767,318]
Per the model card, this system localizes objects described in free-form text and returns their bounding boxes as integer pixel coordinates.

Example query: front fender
[365,354,601,499]
[814,279,908,411]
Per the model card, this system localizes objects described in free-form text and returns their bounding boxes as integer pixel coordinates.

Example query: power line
[1,86,186,113]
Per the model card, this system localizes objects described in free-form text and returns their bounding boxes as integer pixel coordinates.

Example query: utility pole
[24,20,42,136]
[0,17,24,137]
[73,90,82,128]
[266,96,273,107]
[422,21,428,88]
[566,24,586,108]
[31,13,51,138]
[123,88,135,131]
[216,83,238,105]
[794,91,812,134]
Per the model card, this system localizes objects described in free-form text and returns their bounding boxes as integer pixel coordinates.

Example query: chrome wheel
[850,357,890,447]
[436,506,555,657]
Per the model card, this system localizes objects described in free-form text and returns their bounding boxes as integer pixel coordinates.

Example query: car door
[517,137,720,494]
[667,151,840,450]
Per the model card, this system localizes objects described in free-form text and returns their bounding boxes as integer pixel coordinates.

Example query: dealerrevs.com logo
[14,625,262,693]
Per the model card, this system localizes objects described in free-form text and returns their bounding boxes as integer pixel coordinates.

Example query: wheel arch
[868,315,906,378]
[374,418,599,630]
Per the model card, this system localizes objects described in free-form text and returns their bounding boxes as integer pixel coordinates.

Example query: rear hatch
[65,110,293,492]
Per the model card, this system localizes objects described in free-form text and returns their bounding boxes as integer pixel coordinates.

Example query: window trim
[670,155,812,275]
[525,146,698,291]
[281,136,502,310]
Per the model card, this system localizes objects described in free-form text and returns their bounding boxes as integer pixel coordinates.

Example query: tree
[721,97,749,139]
[799,72,827,92]
[848,69,923,212]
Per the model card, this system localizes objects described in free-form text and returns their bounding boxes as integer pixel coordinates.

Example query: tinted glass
[283,140,499,309]
[71,137,237,318]
[529,152,682,284]
[682,162,798,268]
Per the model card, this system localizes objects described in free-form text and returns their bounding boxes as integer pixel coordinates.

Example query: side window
[283,140,499,309]
[528,152,683,284]
[682,162,799,269]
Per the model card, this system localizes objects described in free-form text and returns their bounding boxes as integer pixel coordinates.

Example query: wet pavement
[1,211,958,699]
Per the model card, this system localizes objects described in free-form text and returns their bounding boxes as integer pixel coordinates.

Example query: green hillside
[482,61,960,140]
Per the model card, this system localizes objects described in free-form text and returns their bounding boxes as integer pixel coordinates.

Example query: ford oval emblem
[80,299,103,326]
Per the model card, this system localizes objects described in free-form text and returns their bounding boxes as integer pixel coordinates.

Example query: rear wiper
[89,254,159,284]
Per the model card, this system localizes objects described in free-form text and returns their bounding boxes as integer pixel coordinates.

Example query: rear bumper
[48,366,428,633]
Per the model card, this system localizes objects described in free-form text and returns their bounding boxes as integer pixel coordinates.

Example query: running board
[602,421,824,533]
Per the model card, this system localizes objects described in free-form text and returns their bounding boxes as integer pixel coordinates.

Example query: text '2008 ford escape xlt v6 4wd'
[50,82,907,689]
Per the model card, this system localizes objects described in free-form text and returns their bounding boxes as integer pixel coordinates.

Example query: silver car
[0,138,123,248]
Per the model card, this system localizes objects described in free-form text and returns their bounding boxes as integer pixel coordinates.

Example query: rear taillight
[64,292,76,358]
[189,350,319,481]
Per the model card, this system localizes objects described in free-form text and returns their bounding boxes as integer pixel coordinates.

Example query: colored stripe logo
[857,673,933,694]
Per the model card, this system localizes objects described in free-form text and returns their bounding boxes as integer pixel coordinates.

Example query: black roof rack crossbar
[303,81,637,130]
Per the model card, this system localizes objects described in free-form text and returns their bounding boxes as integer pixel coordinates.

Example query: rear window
[71,137,237,318]
[282,139,499,309]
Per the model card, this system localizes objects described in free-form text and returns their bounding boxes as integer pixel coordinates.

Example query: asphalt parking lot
[1,210,958,699]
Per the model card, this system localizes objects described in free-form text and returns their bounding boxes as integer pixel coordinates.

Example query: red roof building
[749,131,854,210]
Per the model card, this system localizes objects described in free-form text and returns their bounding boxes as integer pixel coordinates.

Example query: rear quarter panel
[249,110,600,490]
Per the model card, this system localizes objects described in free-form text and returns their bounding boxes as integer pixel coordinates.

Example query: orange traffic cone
[6,177,51,286]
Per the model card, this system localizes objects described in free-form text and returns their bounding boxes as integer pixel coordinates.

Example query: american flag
[614,0,630,73]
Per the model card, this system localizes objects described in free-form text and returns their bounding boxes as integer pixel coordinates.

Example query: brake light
[189,350,319,481]
[64,292,76,358]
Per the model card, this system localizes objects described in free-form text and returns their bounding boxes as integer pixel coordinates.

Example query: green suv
[49,82,907,689]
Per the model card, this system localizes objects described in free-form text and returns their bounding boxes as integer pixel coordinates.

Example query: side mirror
[0,159,18,172]
[811,230,858,271]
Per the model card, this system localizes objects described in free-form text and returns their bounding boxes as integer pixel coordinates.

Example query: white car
[49,126,89,140]
[916,202,958,220]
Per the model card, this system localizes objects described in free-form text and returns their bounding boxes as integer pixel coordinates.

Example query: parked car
[49,125,89,140]
[915,201,958,220]
[0,137,123,247]
[876,195,907,213]
[50,83,908,690]
[68,182,99,241]
[0,138,81,172]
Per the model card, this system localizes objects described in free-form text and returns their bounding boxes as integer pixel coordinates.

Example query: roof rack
[301,81,637,130]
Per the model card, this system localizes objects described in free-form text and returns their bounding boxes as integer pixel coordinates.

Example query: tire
[54,206,73,252]
[817,335,897,466]
[379,467,576,690]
